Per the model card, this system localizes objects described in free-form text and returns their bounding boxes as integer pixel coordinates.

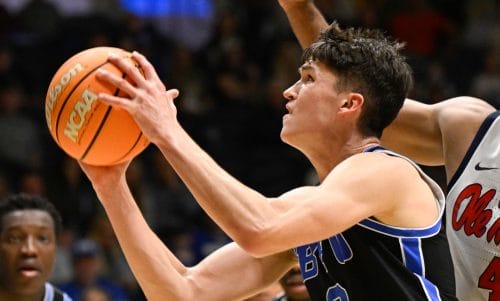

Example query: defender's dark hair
[0,193,63,236]
[303,21,413,137]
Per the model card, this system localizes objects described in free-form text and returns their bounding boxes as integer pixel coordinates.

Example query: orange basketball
[44,46,149,166]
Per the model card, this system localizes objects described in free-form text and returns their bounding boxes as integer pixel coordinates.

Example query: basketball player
[82,20,457,300]
[277,1,499,300]
[0,193,73,301]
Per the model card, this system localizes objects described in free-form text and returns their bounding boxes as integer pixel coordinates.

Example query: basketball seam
[79,72,127,162]
[110,132,145,165]
[54,61,109,143]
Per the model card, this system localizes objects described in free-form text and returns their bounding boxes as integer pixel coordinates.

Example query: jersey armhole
[447,111,500,190]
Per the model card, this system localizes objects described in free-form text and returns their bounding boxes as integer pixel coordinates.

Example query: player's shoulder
[348,148,412,169]
[434,96,494,127]
[334,150,418,185]
[433,97,496,175]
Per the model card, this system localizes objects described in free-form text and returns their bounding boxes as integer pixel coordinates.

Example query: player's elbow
[235,225,278,258]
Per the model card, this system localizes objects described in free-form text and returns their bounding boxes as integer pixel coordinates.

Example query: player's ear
[339,93,363,112]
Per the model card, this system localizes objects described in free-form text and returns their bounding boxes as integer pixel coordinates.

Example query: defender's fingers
[96,69,137,98]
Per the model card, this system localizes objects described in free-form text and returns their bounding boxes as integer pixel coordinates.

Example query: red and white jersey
[446,111,500,301]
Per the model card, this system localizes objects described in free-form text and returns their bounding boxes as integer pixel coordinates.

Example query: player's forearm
[156,126,278,255]
[280,0,328,49]
[92,178,193,300]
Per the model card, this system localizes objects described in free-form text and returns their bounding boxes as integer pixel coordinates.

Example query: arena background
[0,0,498,300]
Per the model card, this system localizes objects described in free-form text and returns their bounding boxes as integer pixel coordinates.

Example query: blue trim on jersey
[401,237,423,275]
[420,277,441,301]
[358,218,441,238]
[448,110,500,190]
[400,238,441,301]
[363,145,384,152]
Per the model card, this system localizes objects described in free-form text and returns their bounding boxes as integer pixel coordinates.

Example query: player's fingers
[96,69,137,98]
[107,54,148,87]
[132,51,166,90]
[98,93,135,112]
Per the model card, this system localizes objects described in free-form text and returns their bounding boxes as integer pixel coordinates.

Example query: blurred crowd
[0,0,498,300]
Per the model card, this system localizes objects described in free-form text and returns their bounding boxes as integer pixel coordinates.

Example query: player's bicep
[258,161,390,253]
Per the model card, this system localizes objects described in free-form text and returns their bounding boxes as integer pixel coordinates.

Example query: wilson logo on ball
[45,63,84,131]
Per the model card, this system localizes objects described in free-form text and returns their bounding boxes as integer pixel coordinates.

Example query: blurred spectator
[51,228,75,285]
[18,170,47,196]
[0,82,43,184]
[167,231,197,266]
[463,0,500,51]
[0,0,31,14]
[145,149,200,237]
[47,157,100,236]
[80,286,111,301]
[59,238,131,301]
[87,214,141,300]
[163,45,212,116]
[0,46,17,84]
[411,60,457,103]
[273,265,311,301]
[388,0,455,58]
[16,0,61,40]
[191,215,231,264]
[470,47,500,107]
[0,173,11,200]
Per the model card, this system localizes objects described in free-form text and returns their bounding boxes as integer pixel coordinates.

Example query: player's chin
[280,126,299,147]
[280,129,290,144]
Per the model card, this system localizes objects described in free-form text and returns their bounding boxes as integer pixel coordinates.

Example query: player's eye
[37,235,50,244]
[7,234,23,244]
[302,74,314,83]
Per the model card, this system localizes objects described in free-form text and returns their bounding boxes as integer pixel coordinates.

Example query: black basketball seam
[54,61,109,143]
[107,63,145,165]
[111,132,145,165]
[79,72,127,162]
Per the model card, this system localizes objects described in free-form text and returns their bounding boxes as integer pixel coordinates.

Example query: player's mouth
[17,264,42,278]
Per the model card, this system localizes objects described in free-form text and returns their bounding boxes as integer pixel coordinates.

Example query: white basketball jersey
[446,111,500,301]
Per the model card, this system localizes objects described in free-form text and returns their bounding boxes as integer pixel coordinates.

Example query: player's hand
[78,160,130,190]
[95,51,180,145]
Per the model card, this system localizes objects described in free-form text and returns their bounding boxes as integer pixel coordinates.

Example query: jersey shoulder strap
[53,287,64,301]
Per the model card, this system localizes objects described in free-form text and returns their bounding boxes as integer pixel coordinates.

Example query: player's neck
[0,291,44,301]
[312,138,381,181]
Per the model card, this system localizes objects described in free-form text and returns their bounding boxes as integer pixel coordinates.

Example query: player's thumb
[166,88,180,100]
